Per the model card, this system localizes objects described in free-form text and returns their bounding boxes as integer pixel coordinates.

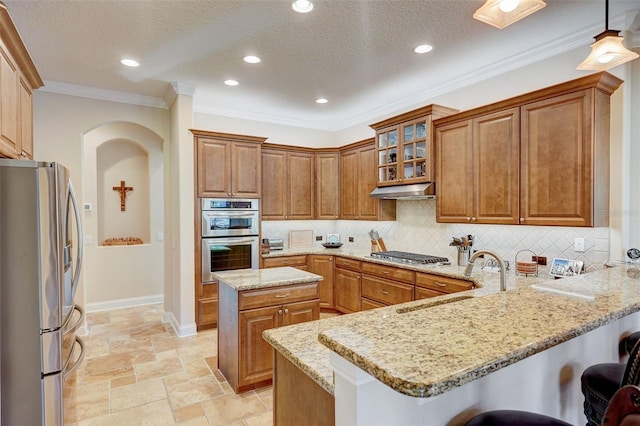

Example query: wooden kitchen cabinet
[361,275,414,306]
[262,144,314,220]
[334,263,361,314]
[0,9,42,159]
[308,254,335,309]
[219,281,320,393]
[315,151,340,219]
[340,139,396,221]
[196,282,218,329]
[370,105,457,187]
[434,72,622,227]
[192,130,265,198]
[436,108,519,224]
[415,272,474,299]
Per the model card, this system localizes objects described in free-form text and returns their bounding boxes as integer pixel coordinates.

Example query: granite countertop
[213,267,323,291]
[263,263,640,398]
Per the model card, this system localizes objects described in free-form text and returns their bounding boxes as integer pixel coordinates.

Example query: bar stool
[466,411,571,426]
[581,334,640,426]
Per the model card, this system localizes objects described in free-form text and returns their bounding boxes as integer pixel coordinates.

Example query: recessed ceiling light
[244,55,261,64]
[414,44,433,54]
[120,58,140,67]
[316,98,328,104]
[292,0,313,13]
[224,79,239,86]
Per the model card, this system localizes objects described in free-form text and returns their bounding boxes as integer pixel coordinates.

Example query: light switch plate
[574,237,585,252]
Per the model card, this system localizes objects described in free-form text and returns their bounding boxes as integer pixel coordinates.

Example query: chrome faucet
[464,249,508,292]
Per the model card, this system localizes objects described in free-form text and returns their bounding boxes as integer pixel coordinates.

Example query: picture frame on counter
[550,258,584,278]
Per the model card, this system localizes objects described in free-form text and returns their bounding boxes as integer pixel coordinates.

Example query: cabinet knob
[471,217,476,222]
[284,308,289,313]
[381,290,389,295]
[467,217,471,222]
[520,217,525,222]
[329,257,332,260]
[278,309,283,314]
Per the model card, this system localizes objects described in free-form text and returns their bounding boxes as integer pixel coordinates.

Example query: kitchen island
[214,267,322,393]
[263,262,640,425]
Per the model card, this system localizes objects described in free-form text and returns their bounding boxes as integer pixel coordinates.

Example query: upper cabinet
[261,144,315,220]
[340,139,395,221]
[0,7,43,159]
[435,72,622,227]
[315,151,340,220]
[192,130,266,199]
[369,105,458,187]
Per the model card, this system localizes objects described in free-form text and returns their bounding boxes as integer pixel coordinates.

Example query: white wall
[33,92,170,311]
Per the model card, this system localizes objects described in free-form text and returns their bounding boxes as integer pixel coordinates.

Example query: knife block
[371,238,387,253]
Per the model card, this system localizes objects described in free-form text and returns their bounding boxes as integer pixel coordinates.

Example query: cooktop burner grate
[370,250,450,265]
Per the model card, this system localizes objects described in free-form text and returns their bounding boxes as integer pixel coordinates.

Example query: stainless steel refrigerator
[0,159,85,425]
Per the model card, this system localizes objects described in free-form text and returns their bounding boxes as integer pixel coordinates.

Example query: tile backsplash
[262,200,611,272]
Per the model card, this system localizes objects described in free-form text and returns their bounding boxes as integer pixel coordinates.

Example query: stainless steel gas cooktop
[370,251,450,265]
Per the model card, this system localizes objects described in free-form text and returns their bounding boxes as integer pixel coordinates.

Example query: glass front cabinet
[371,105,458,187]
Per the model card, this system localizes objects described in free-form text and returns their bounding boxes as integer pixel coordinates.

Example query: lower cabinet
[262,255,308,270]
[415,272,474,299]
[361,275,414,307]
[307,254,335,309]
[335,267,361,313]
[197,282,218,329]
[218,281,320,393]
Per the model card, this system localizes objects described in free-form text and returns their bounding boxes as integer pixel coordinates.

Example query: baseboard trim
[164,311,197,337]
[85,294,164,313]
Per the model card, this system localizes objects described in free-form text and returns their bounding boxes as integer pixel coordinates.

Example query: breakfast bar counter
[263,264,640,425]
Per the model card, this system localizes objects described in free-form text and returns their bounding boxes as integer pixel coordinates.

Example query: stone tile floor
[64,303,273,425]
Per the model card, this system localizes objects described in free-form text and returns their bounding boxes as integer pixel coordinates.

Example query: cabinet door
[0,45,19,158]
[197,282,218,329]
[435,120,473,223]
[357,144,380,220]
[239,305,279,388]
[473,108,520,224]
[400,117,432,183]
[375,125,400,185]
[334,268,361,314]
[521,90,593,227]
[340,149,358,219]
[231,142,261,198]
[18,77,32,159]
[282,299,319,326]
[261,149,287,220]
[316,152,340,219]
[308,255,335,308]
[287,151,314,220]
[197,138,231,197]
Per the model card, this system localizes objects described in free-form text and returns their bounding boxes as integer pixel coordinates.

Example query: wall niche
[97,139,150,245]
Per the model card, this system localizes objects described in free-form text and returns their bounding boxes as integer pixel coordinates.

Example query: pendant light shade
[577,0,639,70]
[473,0,546,29]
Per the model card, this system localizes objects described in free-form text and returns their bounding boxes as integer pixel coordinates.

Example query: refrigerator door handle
[68,180,83,300]
[63,336,85,377]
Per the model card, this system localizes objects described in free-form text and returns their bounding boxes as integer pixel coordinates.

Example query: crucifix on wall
[113,180,133,211]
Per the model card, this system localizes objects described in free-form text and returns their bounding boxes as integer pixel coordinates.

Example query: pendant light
[473,0,546,29]
[577,0,639,70]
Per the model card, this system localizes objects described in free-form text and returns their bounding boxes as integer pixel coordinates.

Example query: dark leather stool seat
[466,410,572,426]
[581,335,640,426]
[581,363,626,426]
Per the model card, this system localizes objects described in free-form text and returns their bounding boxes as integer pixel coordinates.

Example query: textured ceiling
[4,0,640,130]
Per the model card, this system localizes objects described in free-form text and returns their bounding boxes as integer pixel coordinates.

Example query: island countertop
[263,264,640,398]
[213,266,323,291]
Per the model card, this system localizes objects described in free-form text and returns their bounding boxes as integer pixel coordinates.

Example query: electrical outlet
[315,236,323,241]
[348,236,354,242]
[532,256,547,265]
[574,237,585,252]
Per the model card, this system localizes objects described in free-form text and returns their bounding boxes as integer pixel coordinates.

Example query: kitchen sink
[396,295,474,314]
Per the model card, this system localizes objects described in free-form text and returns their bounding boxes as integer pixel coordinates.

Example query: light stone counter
[213,267,323,291]
[263,264,640,400]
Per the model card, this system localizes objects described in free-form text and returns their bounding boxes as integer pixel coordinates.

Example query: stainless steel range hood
[369,183,435,200]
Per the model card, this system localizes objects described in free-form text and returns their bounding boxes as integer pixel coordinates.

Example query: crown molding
[38,80,168,109]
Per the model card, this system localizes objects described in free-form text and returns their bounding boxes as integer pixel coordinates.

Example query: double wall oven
[201,198,260,283]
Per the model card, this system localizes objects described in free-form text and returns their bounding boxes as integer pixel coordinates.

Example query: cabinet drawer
[262,255,307,268]
[201,282,218,299]
[361,298,386,311]
[362,262,415,284]
[335,257,361,271]
[415,286,446,300]
[415,273,474,294]
[238,282,319,311]
[361,275,414,306]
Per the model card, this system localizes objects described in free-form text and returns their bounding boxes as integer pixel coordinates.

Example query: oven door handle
[203,211,257,218]
[204,238,257,247]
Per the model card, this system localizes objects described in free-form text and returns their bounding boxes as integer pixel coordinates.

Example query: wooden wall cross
[112,180,133,211]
